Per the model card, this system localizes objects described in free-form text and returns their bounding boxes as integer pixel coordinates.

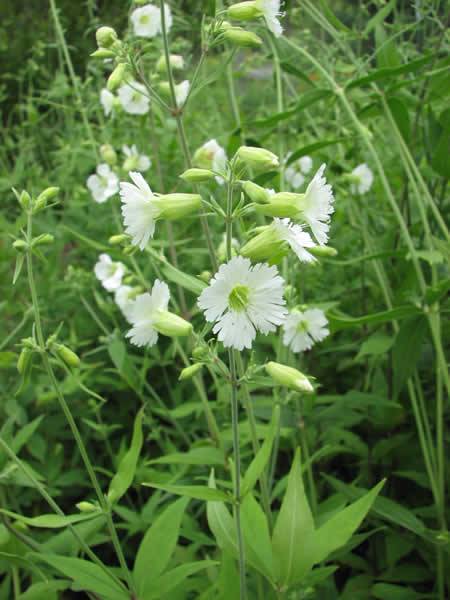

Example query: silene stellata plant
[3,0,449,599]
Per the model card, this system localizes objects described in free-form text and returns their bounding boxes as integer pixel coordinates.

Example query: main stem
[226,171,247,600]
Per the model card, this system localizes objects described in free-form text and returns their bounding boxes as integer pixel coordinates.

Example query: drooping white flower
[255,0,283,37]
[126,280,170,347]
[272,218,316,263]
[285,155,313,189]
[130,3,172,38]
[300,164,334,246]
[114,285,136,321]
[122,145,152,172]
[94,254,125,291]
[118,82,150,115]
[174,80,190,107]
[350,163,374,195]
[283,308,329,353]
[198,256,287,351]
[87,164,119,204]
[119,171,158,250]
[100,88,115,117]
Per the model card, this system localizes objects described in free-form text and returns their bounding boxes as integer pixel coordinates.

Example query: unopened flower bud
[100,144,117,166]
[240,227,285,263]
[96,26,118,49]
[156,53,184,73]
[198,271,212,283]
[223,27,262,47]
[13,239,28,251]
[236,146,279,172]
[265,361,314,393]
[18,190,32,210]
[36,187,59,209]
[228,1,260,20]
[17,348,32,375]
[180,168,215,183]
[76,501,98,513]
[91,48,116,59]
[192,345,209,360]
[123,245,138,256]
[309,245,338,258]
[107,63,127,92]
[154,194,202,220]
[109,234,129,245]
[32,233,54,247]
[152,311,193,337]
[179,363,204,381]
[54,344,80,368]
[242,181,271,204]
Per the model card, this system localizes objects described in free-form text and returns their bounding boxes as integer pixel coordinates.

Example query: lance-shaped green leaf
[241,493,274,583]
[271,449,314,586]
[206,471,239,559]
[143,481,231,502]
[0,509,102,529]
[144,560,217,599]
[107,408,144,504]
[241,405,279,497]
[134,497,188,598]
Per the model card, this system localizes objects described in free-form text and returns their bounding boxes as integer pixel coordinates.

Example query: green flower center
[228,284,250,312]
[132,92,141,103]
[139,15,150,24]
[296,320,308,333]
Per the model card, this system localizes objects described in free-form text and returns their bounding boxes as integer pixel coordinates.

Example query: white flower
[194,139,227,184]
[114,285,135,321]
[272,218,316,263]
[283,308,329,353]
[130,3,172,38]
[100,88,114,117]
[126,280,170,347]
[300,164,334,246]
[256,0,283,37]
[175,80,190,107]
[118,82,150,115]
[351,163,374,195]
[94,254,125,291]
[87,164,119,204]
[122,145,152,172]
[119,171,158,250]
[198,256,287,351]
[285,155,313,189]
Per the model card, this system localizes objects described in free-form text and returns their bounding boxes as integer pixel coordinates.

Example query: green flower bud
[76,501,98,513]
[152,311,193,337]
[179,363,204,381]
[198,271,212,283]
[192,345,209,360]
[107,63,127,92]
[180,168,215,183]
[55,344,81,368]
[254,192,301,219]
[109,234,129,245]
[223,27,263,48]
[18,190,32,210]
[35,187,59,211]
[158,81,171,100]
[240,227,286,264]
[156,53,184,73]
[228,1,260,20]
[265,361,314,393]
[91,48,116,59]
[17,348,32,374]
[13,239,28,251]
[32,234,54,247]
[100,144,117,166]
[154,193,202,220]
[96,26,118,49]
[242,181,271,204]
[236,146,279,172]
[123,245,138,256]
[309,245,338,258]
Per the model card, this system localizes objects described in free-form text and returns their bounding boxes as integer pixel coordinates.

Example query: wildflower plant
[4,0,449,599]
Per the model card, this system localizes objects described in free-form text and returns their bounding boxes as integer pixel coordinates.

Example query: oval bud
[96,26,118,49]
[242,181,271,204]
[192,345,209,360]
[309,245,338,258]
[17,348,32,374]
[227,1,260,20]
[36,187,59,209]
[223,28,263,48]
[180,168,215,183]
[255,192,301,219]
[76,501,98,513]
[236,146,279,171]
[107,63,127,92]
[153,194,202,220]
[265,361,314,393]
[55,344,81,368]
[198,271,212,283]
[32,234,54,247]
[13,239,28,251]
[179,363,204,381]
[240,227,285,263]
[109,234,129,245]
[91,48,116,59]
[100,144,117,166]
[18,190,32,210]
[152,310,193,337]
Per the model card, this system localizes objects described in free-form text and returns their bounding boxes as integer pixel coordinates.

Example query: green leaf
[11,416,44,455]
[346,54,434,90]
[143,481,231,502]
[134,498,188,598]
[0,509,102,529]
[206,471,238,558]
[147,446,224,466]
[319,0,351,32]
[355,333,393,361]
[241,493,274,582]
[271,449,314,586]
[60,225,110,252]
[160,261,207,295]
[145,560,217,599]
[375,24,401,69]
[363,0,396,36]
[328,305,421,331]
[387,97,410,144]
[392,316,428,398]
[242,405,279,497]
[13,254,25,285]
[18,581,70,600]
[371,582,423,599]
[107,408,144,504]
[31,554,128,600]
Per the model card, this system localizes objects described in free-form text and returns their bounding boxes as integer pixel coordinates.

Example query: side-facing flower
[285,154,313,189]
[122,145,151,172]
[283,307,329,353]
[193,139,227,183]
[114,285,136,321]
[87,164,119,203]
[175,80,190,107]
[94,254,125,291]
[100,88,115,117]
[118,81,150,115]
[127,280,191,347]
[198,256,287,350]
[130,3,172,38]
[350,163,373,195]
[241,218,316,264]
[255,0,283,37]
